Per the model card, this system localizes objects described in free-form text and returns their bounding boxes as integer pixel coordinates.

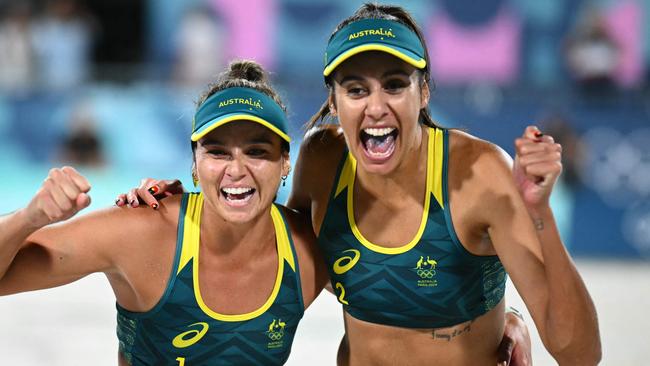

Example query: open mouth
[360,127,399,159]
[220,186,256,204]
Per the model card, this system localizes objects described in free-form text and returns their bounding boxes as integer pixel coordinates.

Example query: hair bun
[227,60,267,83]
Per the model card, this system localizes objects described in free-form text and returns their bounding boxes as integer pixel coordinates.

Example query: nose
[365,88,388,121]
[225,153,247,180]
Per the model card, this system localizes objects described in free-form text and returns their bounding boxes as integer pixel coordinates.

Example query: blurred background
[0,0,648,364]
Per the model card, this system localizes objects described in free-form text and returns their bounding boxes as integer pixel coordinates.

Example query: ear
[420,81,430,109]
[281,152,291,177]
[328,93,337,116]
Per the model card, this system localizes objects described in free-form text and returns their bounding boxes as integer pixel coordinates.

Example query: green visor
[191,87,290,142]
[323,18,427,77]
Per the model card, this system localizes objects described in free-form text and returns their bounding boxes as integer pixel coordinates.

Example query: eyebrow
[336,69,412,85]
[381,69,412,78]
[200,135,275,146]
[337,75,364,85]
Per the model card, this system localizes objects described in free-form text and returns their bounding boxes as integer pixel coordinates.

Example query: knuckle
[48,168,60,178]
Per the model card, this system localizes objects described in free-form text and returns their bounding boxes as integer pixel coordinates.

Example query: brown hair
[192,59,290,153]
[306,2,440,131]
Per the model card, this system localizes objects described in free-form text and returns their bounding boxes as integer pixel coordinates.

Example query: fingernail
[148,186,159,195]
[129,200,136,207]
[151,203,159,210]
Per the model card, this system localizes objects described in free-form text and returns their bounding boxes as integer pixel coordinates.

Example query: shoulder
[447,129,513,183]
[301,124,347,154]
[446,130,519,219]
[289,125,347,211]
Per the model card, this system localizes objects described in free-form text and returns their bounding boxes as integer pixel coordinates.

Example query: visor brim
[323,44,426,77]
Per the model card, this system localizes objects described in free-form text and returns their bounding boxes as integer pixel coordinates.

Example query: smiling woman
[0,60,329,366]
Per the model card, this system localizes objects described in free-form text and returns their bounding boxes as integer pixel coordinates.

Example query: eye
[247,148,269,157]
[344,85,368,98]
[384,79,408,93]
[206,149,228,157]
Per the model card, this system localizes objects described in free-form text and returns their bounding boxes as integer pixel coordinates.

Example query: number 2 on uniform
[176,357,185,366]
[335,282,349,305]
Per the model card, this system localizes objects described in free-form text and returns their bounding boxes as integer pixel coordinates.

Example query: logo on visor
[348,28,395,41]
[218,97,264,110]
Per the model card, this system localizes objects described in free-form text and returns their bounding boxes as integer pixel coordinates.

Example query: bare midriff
[340,300,505,366]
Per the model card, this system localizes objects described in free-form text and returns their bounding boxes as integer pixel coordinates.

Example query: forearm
[529,206,601,364]
[0,209,41,281]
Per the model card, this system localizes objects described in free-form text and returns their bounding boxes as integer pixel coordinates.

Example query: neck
[356,126,429,202]
[199,204,276,259]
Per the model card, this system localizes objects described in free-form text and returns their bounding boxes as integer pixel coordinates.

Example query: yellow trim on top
[191,115,291,143]
[178,193,203,274]
[334,157,355,198]
[189,199,289,322]
[323,44,426,76]
[431,127,444,209]
[270,205,296,272]
[346,128,436,255]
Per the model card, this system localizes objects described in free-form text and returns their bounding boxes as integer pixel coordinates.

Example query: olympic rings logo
[268,331,284,341]
[416,269,436,278]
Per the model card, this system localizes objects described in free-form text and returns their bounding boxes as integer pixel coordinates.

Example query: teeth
[364,127,395,137]
[222,187,253,195]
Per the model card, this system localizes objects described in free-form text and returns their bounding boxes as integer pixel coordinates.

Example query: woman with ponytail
[0,60,328,365]
[292,3,600,365]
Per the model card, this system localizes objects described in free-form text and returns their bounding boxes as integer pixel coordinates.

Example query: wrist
[525,202,553,222]
[15,207,45,232]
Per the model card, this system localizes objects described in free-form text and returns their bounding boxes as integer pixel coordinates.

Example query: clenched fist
[24,166,91,228]
[513,126,563,211]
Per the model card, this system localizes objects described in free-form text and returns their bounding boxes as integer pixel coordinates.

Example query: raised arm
[480,127,600,365]
[1,167,114,295]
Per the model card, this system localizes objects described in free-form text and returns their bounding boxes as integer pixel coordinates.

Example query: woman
[123,4,601,365]
[0,60,328,365]
[296,4,599,365]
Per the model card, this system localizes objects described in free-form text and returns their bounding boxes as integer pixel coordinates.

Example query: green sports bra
[116,193,304,365]
[318,127,507,328]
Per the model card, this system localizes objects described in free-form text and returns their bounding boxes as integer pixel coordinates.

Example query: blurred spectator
[31,0,95,91]
[0,2,35,94]
[172,4,225,88]
[57,101,105,167]
[564,7,620,94]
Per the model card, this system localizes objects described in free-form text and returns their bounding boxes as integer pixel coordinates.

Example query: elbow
[547,330,602,366]
[554,345,601,366]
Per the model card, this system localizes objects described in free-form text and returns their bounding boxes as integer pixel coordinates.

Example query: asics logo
[333,249,360,275]
[172,322,209,348]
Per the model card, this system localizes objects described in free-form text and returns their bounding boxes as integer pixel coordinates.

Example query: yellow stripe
[324,44,426,76]
[271,205,296,272]
[191,114,291,143]
[346,128,435,255]
[177,193,203,275]
[334,156,355,198]
[431,127,444,209]
[192,202,288,322]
